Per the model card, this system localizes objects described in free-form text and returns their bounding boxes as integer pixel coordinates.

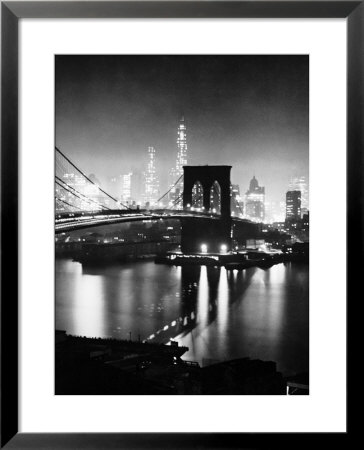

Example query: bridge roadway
[55,209,249,234]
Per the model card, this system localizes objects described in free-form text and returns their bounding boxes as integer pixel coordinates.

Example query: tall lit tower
[143,146,159,208]
[168,116,188,208]
[121,172,133,204]
[176,115,188,176]
[245,176,265,222]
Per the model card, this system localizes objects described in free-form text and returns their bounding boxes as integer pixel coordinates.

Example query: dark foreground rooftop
[55,332,295,395]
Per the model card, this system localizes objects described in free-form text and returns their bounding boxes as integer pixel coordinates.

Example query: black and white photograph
[55,55,309,395]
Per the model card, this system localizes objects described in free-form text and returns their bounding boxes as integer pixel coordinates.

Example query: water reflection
[217,268,229,340]
[72,275,106,337]
[56,259,308,375]
[197,266,209,329]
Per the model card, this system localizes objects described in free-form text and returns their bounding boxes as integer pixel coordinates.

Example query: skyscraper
[231,184,244,217]
[289,176,309,213]
[176,115,188,176]
[245,176,265,222]
[168,116,188,208]
[143,146,159,208]
[286,190,301,221]
[121,172,133,204]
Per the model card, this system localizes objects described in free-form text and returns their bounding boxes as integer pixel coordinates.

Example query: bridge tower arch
[191,180,204,209]
[181,165,232,253]
[210,180,221,214]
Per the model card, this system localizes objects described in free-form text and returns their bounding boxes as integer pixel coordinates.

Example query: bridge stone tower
[181,165,232,254]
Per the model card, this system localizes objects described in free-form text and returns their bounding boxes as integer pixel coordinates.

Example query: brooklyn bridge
[55,147,261,253]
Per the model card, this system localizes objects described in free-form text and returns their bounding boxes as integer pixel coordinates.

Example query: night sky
[55,55,308,203]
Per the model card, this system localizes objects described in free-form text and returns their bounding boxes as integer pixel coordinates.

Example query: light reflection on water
[56,259,308,375]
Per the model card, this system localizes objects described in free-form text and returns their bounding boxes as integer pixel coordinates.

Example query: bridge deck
[55,210,250,234]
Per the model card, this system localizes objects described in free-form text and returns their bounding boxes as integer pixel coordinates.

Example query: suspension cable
[55,146,132,210]
[170,192,183,209]
[55,197,82,211]
[55,180,106,211]
[157,174,183,203]
[56,176,110,210]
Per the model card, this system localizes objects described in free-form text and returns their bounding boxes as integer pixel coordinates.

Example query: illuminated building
[176,116,188,174]
[289,176,309,214]
[272,222,286,232]
[245,176,265,222]
[110,172,140,207]
[302,211,309,233]
[286,190,301,221]
[168,116,188,208]
[57,172,104,212]
[143,146,160,208]
[231,184,243,217]
[121,172,133,204]
[84,173,106,208]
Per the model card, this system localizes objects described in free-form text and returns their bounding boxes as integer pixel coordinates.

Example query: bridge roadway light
[201,244,208,253]
[220,244,227,253]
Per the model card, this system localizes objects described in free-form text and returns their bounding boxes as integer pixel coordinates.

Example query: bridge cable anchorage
[55,176,111,211]
[55,180,109,212]
[55,197,83,211]
[157,174,184,203]
[55,146,133,210]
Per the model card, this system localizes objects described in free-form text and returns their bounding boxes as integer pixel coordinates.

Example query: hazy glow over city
[56,55,308,218]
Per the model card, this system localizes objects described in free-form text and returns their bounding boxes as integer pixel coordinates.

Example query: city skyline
[56,127,308,222]
[56,55,309,205]
[57,142,308,222]
[56,116,309,217]
[57,134,308,212]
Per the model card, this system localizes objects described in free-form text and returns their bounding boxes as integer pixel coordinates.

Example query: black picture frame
[1,1,359,448]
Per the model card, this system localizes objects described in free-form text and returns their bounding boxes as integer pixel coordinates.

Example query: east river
[56,259,309,376]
